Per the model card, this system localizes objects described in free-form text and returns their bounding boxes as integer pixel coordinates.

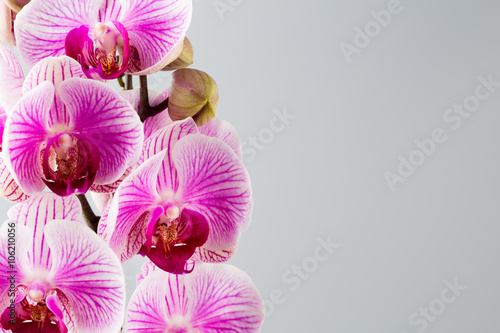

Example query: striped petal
[99,0,122,23]
[107,151,163,261]
[0,155,29,203]
[193,247,235,263]
[57,78,144,185]
[89,166,133,194]
[14,0,100,68]
[199,117,242,160]
[174,134,252,252]
[90,192,113,214]
[4,82,53,196]
[141,118,197,192]
[7,192,82,271]
[126,264,264,332]
[22,56,87,127]
[120,0,192,74]
[46,220,125,333]
[0,43,24,113]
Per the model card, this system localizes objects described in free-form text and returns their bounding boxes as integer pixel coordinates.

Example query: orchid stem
[117,75,125,89]
[138,75,149,121]
[126,74,133,90]
[138,75,169,122]
[76,194,100,233]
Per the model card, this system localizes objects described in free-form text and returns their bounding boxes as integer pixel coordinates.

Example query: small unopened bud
[0,3,15,45]
[168,68,219,126]
[162,37,194,71]
[0,0,31,46]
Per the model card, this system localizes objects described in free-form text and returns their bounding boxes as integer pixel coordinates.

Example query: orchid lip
[41,133,100,196]
[0,286,69,333]
[140,209,210,274]
[65,21,130,80]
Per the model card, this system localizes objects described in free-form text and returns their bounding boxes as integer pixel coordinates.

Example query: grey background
[5,0,500,332]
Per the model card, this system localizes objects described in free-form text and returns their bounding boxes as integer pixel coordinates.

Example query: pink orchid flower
[3,55,144,197]
[14,0,192,79]
[0,193,126,332]
[100,118,250,274]
[126,262,264,332]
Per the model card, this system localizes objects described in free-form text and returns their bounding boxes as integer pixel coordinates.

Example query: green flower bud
[168,68,219,126]
[162,37,194,71]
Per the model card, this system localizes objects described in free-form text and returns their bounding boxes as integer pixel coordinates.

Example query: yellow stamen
[158,224,178,256]
[30,304,48,322]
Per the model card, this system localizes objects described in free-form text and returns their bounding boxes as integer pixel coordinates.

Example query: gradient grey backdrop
[5,0,500,332]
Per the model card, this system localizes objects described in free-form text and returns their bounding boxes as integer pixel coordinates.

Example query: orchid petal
[107,150,164,260]
[99,0,122,24]
[174,134,252,251]
[0,155,29,203]
[142,118,198,192]
[46,290,77,333]
[193,247,235,263]
[120,0,193,74]
[7,193,82,271]
[89,166,133,194]
[199,117,242,160]
[90,192,113,214]
[126,264,265,332]
[14,0,100,68]
[57,78,144,184]
[46,220,125,333]
[0,43,23,113]
[136,260,157,285]
[144,111,173,141]
[97,203,112,243]
[23,56,86,127]
[22,56,86,95]
[4,82,53,195]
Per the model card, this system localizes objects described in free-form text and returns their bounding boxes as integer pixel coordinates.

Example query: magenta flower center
[42,133,100,196]
[65,21,130,80]
[1,284,68,333]
[139,206,209,274]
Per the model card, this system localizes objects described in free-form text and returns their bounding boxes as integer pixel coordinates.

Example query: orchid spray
[0,0,264,331]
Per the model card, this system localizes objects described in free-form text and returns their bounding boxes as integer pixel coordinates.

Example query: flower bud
[0,0,31,45]
[0,3,15,45]
[168,68,219,126]
[162,37,194,71]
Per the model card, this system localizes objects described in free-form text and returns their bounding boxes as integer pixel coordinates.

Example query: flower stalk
[138,75,169,122]
[76,194,100,233]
